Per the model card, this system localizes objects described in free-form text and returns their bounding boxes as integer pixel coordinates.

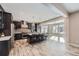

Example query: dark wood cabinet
[3,12,12,36]
[27,34,47,44]
[0,5,11,36]
[0,12,4,30]
[0,39,11,56]
[0,12,11,36]
[0,5,4,32]
[13,21,21,29]
[27,23,32,29]
[14,33,22,40]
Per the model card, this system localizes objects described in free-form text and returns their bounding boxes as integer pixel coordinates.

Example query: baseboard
[66,43,79,56]
[66,49,79,56]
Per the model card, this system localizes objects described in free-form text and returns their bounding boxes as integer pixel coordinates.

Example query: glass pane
[55,25,58,33]
[52,24,58,33]
[0,17,1,19]
[59,24,64,34]
[52,25,56,33]
[41,25,48,33]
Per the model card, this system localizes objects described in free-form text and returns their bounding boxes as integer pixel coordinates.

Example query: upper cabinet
[0,5,4,30]
[3,12,12,36]
[0,5,12,36]
[13,21,21,29]
[0,12,3,30]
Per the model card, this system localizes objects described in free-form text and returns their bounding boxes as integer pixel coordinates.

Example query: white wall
[69,12,79,44]
[66,12,79,55]
[64,17,69,43]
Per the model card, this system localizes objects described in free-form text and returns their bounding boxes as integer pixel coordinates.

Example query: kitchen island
[14,31,47,44]
[26,33,47,44]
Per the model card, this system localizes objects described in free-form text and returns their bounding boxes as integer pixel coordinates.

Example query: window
[59,23,64,34]
[52,24,58,33]
[52,23,64,34]
[52,25,56,33]
[50,22,65,43]
[41,25,48,33]
[55,25,59,33]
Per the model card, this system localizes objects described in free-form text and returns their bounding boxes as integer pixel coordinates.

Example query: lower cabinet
[14,33,47,44]
[27,34,47,44]
[0,39,11,56]
[14,33,22,40]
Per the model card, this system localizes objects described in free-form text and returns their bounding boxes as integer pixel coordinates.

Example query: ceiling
[1,3,79,23]
[62,3,79,13]
[1,3,61,23]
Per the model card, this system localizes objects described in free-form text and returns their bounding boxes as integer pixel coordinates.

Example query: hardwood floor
[9,39,48,56]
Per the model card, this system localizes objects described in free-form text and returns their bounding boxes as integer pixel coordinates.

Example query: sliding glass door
[40,19,64,43]
[50,22,64,43]
[41,25,48,34]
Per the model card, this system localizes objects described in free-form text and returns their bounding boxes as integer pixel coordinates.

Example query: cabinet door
[0,12,2,29]
[15,33,22,40]
[3,13,11,36]
[0,12,4,30]
[0,40,9,56]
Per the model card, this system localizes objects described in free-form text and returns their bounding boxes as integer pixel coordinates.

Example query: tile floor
[9,39,73,56]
